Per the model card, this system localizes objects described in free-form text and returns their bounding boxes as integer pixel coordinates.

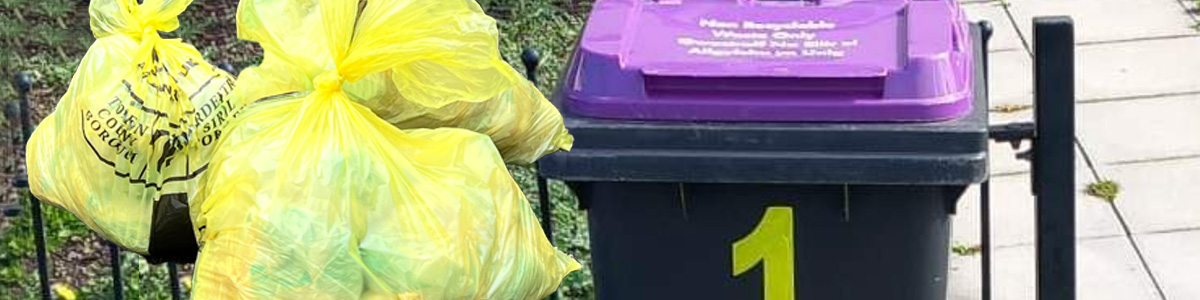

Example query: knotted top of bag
[86,0,217,157]
[238,0,520,107]
[90,0,190,41]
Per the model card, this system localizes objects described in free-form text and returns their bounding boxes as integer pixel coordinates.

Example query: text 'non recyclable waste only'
[678,18,858,59]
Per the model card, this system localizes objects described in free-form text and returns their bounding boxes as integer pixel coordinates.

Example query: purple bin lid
[559,0,975,122]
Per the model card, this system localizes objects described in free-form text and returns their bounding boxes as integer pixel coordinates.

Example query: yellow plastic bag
[353,69,574,165]
[234,0,572,164]
[25,0,241,262]
[189,0,580,298]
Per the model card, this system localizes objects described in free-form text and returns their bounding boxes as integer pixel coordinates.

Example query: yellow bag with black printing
[24,0,240,263]
[234,0,572,165]
[188,0,580,298]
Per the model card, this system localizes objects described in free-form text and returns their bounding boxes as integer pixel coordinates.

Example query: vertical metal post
[522,48,559,300]
[1032,17,1076,300]
[521,48,556,244]
[110,242,124,300]
[536,176,554,242]
[978,20,994,300]
[13,72,52,300]
[980,181,992,300]
[168,263,182,300]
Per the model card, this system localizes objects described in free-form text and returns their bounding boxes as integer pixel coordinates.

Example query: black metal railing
[980,17,1077,300]
[8,72,185,300]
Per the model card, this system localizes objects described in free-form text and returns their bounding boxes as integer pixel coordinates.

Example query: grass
[1086,180,1121,202]
[952,243,983,256]
[1193,0,1200,29]
[1,0,597,299]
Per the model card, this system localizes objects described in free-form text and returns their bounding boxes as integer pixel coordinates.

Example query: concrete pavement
[951,0,1200,299]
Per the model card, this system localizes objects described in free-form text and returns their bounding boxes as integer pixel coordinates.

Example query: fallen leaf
[990,104,1033,113]
[51,282,76,300]
[181,275,192,291]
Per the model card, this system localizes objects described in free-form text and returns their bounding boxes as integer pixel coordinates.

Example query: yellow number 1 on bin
[732,207,796,300]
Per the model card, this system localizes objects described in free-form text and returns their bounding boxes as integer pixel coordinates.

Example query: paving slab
[963,2,1027,52]
[948,236,1163,300]
[983,49,1034,109]
[1075,37,1200,101]
[951,168,1122,248]
[988,108,1032,126]
[1105,157,1200,234]
[1076,95,1200,164]
[1138,229,1200,300]
[988,138,1032,175]
[1176,0,1199,25]
[1006,0,1197,44]
[975,32,1200,104]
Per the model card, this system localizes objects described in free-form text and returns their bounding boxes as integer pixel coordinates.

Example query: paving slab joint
[1106,201,1170,300]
